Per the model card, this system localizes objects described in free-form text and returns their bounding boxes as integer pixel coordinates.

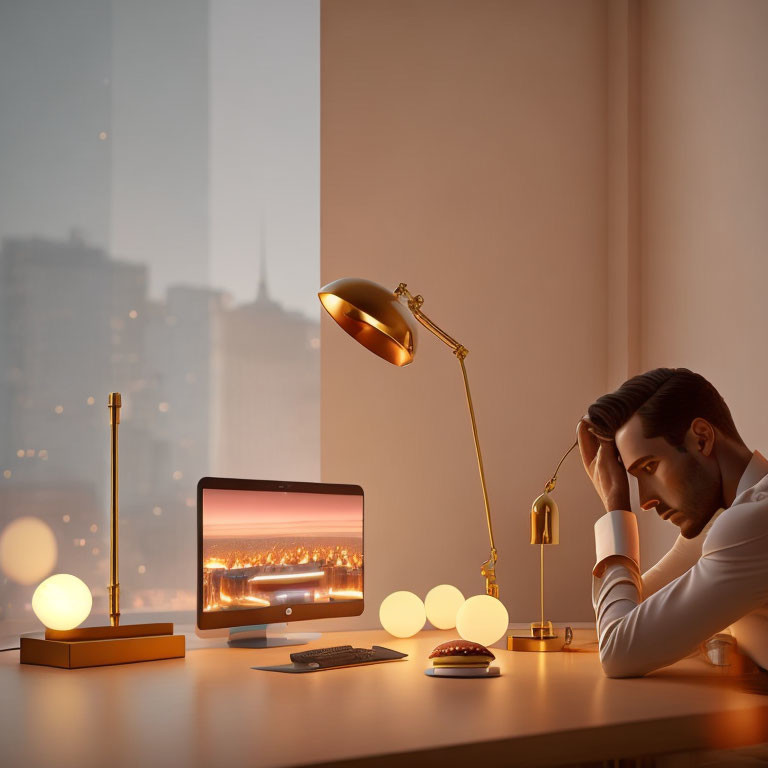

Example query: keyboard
[290,644,407,669]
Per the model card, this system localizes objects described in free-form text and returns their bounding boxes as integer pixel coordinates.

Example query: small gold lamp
[319,278,499,598]
[508,440,577,652]
[19,393,185,668]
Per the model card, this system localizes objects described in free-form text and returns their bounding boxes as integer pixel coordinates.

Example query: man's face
[614,414,721,539]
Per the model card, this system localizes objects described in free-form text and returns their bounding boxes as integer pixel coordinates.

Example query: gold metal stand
[509,544,568,651]
[508,634,570,652]
[108,392,121,626]
[20,393,185,668]
[394,284,499,598]
[508,440,578,652]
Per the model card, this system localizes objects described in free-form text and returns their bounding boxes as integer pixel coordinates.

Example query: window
[0,0,320,634]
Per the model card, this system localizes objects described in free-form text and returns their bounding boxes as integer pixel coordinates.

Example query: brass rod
[108,392,121,627]
[540,543,544,629]
[395,283,498,597]
[458,356,495,552]
[458,355,498,597]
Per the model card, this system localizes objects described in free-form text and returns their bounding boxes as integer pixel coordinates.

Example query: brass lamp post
[508,440,577,652]
[108,392,121,626]
[318,278,499,598]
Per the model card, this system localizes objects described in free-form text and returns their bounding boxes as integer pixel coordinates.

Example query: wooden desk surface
[2,627,768,768]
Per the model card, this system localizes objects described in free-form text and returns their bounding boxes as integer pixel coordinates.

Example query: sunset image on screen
[202,488,363,611]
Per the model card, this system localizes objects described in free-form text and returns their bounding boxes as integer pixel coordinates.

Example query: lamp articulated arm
[395,283,499,598]
[543,440,579,494]
[395,283,468,358]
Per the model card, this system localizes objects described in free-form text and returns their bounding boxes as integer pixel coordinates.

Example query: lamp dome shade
[318,278,417,366]
[530,492,559,544]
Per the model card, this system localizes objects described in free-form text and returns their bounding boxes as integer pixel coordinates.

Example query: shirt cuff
[593,509,639,576]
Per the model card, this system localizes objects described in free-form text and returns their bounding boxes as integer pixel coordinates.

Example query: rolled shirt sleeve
[591,501,768,677]
[593,510,639,576]
[592,510,644,665]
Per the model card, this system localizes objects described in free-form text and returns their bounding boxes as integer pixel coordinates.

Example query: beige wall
[319,0,768,629]
[321,0,610,627]
[637,0,768,564]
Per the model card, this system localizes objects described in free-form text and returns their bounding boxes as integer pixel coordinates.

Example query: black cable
[0,646,20,652]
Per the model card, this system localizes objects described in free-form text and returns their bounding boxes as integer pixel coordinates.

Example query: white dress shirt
[592,451,768,677]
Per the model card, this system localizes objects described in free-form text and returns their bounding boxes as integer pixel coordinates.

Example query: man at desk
[578,367,768,678]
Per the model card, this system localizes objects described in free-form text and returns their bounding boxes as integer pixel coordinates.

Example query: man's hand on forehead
[587,423,625,466]
[577,419,631,513]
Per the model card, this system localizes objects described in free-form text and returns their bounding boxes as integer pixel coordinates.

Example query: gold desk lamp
[508,440,578,652]
[318,278,499,598]
[20,393,185,668]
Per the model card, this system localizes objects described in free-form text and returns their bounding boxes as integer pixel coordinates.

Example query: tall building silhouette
[0,234,158,615]
[110,0,210,294]
[0,234,145,485]
[0,235,210,614]
[212,250,320,482]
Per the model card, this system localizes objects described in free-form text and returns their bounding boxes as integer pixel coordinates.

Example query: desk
[2,628,768,767]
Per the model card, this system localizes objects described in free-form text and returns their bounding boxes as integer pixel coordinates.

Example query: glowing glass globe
[32,573,93,631]
[456,594,509,647]
[424,584,465,630]
[379,591,426,638]
[0,516,57,585]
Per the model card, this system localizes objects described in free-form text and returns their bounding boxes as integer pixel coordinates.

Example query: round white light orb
[424,584,465,630]
[379,591,426,638]
[456,594,509,647]
[0,516,58,585]
[32,573,93,631]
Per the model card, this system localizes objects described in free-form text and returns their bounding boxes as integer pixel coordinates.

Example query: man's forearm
[591,501,768,677]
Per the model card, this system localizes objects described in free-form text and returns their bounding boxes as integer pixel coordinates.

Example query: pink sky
[203,488,362,538]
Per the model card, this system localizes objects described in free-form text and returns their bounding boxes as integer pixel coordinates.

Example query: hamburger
[429,639,495,669]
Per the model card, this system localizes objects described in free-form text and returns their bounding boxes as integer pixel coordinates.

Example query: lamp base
[20,622,185,668]
[507,633,566,652]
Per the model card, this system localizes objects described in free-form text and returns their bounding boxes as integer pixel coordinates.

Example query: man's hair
[587,368,741,447]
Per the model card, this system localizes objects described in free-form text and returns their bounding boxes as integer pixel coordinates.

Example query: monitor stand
[227,623,321,648]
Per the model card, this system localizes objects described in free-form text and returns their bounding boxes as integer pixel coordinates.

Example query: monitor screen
[197,478,364,630]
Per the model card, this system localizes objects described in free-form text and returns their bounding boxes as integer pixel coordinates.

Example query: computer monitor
[197,477,364,647]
